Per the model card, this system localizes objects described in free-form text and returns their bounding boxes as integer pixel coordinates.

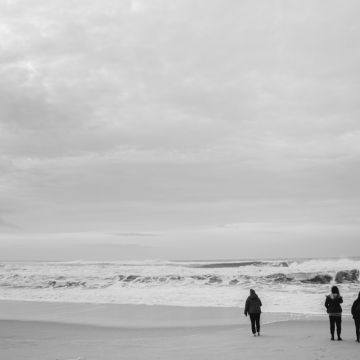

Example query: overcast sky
[1,0,360,260]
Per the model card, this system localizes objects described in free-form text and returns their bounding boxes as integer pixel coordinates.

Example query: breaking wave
[0,267,358,290]
[193,260,289,268]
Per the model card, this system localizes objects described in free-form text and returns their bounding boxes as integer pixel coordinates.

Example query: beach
[2,0,360,358]
[0,301,359,360]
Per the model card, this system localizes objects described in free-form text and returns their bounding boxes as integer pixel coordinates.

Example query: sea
[0,258,359,315]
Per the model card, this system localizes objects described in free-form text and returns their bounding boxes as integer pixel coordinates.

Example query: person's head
[250,289,256,296]
[331,286,340,295]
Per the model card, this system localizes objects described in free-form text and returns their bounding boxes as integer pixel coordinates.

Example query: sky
[1,0,360,260]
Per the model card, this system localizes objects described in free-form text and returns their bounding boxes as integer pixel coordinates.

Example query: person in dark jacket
[244,289,262,336]
[351,291,360,342]
[325,286,343,341]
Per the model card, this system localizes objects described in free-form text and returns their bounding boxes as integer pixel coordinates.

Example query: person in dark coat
[244,289,262,336]
[351,291,360,342]
[325,286,343,341]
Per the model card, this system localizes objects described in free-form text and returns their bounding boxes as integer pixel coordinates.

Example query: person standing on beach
[244,289,262,336]
[325,286,343,341]
[351,291,360,342]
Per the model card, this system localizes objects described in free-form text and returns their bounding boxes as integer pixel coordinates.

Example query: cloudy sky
[1,0,360,260]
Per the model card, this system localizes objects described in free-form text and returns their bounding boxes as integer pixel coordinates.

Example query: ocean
[0,258,359,315]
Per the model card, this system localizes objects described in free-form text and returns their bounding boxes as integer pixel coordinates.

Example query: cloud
[0,0,360,256]
[0,214,20,230]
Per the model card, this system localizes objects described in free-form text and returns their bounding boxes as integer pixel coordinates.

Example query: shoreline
[0,299,334,328]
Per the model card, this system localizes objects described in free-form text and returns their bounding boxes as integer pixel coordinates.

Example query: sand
[0,301,359,360]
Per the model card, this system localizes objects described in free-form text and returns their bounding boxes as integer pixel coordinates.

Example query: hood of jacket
[328,293,341,300]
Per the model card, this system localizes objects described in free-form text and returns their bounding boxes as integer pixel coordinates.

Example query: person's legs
[335,317,342,340]
[249,314,256,334]
[255,313,260,334]
[329,316,335,339]
[355,318,360,342]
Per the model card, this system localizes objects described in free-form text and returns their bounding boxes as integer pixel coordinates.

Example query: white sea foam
[0,258,359,315]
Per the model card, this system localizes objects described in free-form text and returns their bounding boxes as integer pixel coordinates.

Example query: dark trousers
[250,313,261,334]
[329,316,341,338]
[354,318,360,341]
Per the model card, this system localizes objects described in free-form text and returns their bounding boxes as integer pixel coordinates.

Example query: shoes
[257,332,260,336]
[253,333,256,337]
[337,337,342,341]
[331,337,335,341]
